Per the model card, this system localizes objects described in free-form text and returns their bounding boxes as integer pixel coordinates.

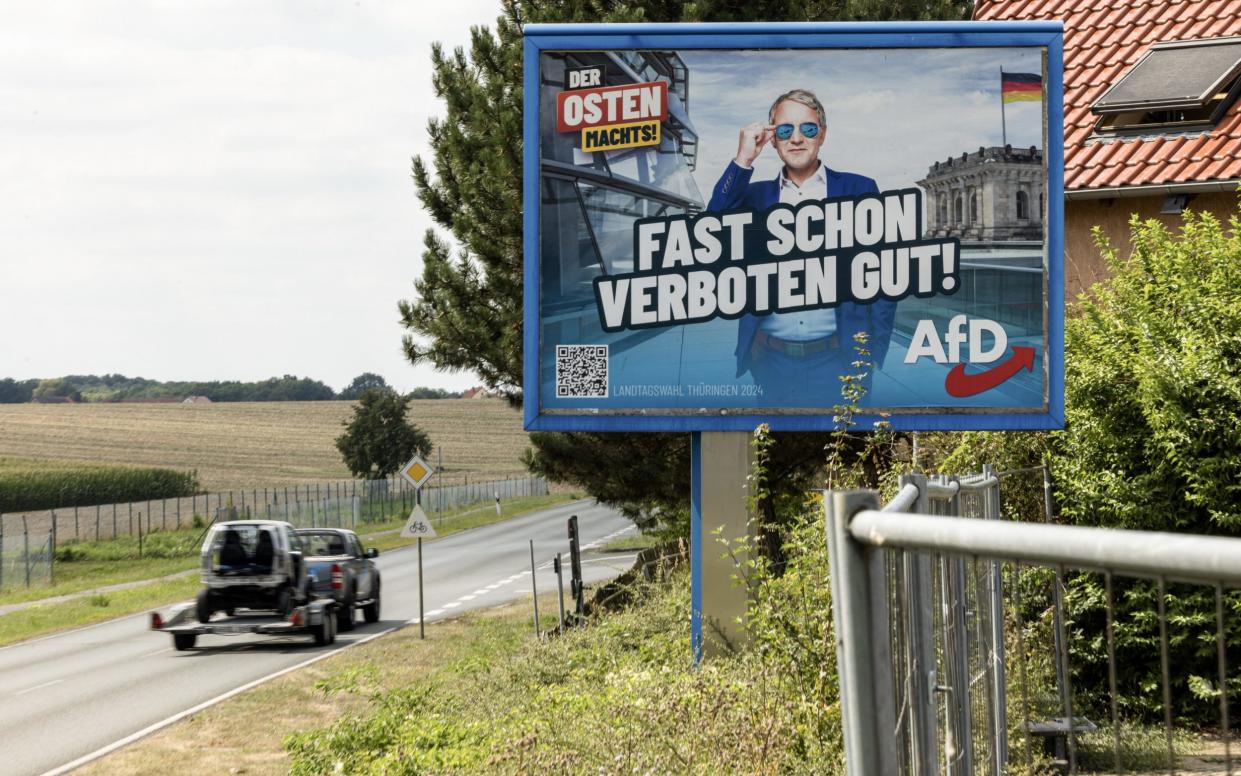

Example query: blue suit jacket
[708,160,896,378]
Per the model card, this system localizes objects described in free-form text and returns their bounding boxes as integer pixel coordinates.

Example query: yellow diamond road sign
[399,455,434,489]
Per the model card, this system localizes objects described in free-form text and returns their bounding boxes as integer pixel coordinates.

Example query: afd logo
[904,315,1036,398]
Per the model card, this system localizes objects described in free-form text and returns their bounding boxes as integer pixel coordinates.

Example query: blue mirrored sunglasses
[775,122,820,140]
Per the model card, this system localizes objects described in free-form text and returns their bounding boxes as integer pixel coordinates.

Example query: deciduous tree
[336,389,433,480]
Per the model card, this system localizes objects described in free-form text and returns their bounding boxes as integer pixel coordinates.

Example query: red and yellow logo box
[556,80,667,152]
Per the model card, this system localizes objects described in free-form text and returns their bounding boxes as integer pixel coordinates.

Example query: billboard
[523,23,1065,432]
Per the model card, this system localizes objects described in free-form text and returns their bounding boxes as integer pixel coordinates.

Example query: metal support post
[529,539,540,637]
[554,553,566,634]
[900,473,938,776]
[690,431,754,661]
[23,515,31,587]
[983,465,1009,774]
[568,515,584,622]
[826,489,898,776]
[943,476,974,776]
[418,538,425,639]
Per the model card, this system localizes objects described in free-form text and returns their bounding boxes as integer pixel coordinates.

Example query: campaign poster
[523,24,1065,432]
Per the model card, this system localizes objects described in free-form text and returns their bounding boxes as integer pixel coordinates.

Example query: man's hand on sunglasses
[734,121,775,169]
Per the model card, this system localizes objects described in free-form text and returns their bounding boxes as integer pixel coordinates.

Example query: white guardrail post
[826,489,898,776]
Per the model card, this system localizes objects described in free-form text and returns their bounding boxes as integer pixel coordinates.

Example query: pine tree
[401,0,974,527]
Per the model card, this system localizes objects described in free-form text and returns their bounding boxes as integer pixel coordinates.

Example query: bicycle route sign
[401,503,437,539]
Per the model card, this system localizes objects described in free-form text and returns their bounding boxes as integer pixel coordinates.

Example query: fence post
[825,488,898,776]
[899,473,938,776]
[51,509,57,551]
[74,505,79,541]
[23,515,31,587]
[96,504,101,541]
[983,464,1009,775]
[0,512,5,590]
[941,475,973,776]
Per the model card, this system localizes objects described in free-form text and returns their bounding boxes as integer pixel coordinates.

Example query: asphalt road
[0,500,635,776]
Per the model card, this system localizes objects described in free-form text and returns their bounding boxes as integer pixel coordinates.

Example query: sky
[683,47,1045,200]
[0,1,504,394]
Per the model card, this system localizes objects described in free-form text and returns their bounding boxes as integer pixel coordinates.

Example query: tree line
[0,372,465,404]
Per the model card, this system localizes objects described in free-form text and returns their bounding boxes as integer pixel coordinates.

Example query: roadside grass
[0,576,201,648]
[83,571,838,775]
[600,532,658,552]
[75,605,528,776]
[0,493,585,646]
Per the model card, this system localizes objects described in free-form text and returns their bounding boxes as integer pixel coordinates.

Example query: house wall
[1064,191,1238,300]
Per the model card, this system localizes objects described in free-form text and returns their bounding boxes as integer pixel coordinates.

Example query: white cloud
[0,0,502,392]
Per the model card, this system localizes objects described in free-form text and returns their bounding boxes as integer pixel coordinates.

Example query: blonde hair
[768,89,827,128]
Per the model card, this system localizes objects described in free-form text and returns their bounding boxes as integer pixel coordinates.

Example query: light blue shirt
[759,162,837,341]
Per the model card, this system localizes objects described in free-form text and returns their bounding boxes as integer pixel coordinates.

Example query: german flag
[1002,71,1042,103]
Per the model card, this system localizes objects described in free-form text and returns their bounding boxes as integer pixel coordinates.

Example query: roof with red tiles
[975,0,1241,192]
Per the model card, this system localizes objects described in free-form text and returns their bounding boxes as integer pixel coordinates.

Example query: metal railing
[827,469,1240,776]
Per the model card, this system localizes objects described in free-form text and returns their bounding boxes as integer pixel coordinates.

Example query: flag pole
[1000,67,1008,147]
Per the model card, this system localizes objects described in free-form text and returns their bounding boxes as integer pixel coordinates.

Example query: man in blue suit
[708,89,894,405]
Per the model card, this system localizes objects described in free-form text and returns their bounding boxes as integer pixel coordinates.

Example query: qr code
[556,345,608,398]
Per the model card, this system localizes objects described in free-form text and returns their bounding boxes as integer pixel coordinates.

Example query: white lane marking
[483,584,501,591]
[459,595,477,602]
[406,617,420,624]
[14,678,63,697]
[41,622,406,776]
[139,647,172,659]
[441,602,461,609]
[425,609,444,616]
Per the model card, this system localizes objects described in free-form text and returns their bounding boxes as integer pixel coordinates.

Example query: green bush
[0,461,198,513]
[1056,208,1241,533]
[285,567,844,774]
[930,208,1241,726]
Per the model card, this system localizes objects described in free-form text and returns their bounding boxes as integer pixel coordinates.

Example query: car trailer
[151,598,339,650]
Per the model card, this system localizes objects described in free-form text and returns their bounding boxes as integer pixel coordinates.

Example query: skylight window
[1091,37,1241,134]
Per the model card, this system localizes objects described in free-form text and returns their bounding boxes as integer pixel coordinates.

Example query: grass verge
[0,493,585,646]
[600,532,658,552]
[75,604,528,776]
[0,576,201,648]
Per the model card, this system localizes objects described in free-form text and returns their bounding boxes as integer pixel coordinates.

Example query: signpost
[400,454,436,639]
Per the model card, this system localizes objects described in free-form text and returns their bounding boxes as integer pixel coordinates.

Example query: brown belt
[754,331,839,357]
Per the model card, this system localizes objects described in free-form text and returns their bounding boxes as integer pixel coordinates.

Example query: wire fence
[0,474,548,592]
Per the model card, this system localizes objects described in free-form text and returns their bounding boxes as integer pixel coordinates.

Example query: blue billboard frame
[523,22,1065,432]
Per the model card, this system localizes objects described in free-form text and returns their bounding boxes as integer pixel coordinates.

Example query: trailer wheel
[313,610,336,646]
[173,634,197,651]
[196,589,214,624]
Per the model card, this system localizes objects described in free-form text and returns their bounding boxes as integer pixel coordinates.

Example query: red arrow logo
[944,346,1036,397]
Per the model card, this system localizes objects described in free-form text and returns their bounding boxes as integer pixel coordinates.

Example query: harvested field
[0,399,531,491]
